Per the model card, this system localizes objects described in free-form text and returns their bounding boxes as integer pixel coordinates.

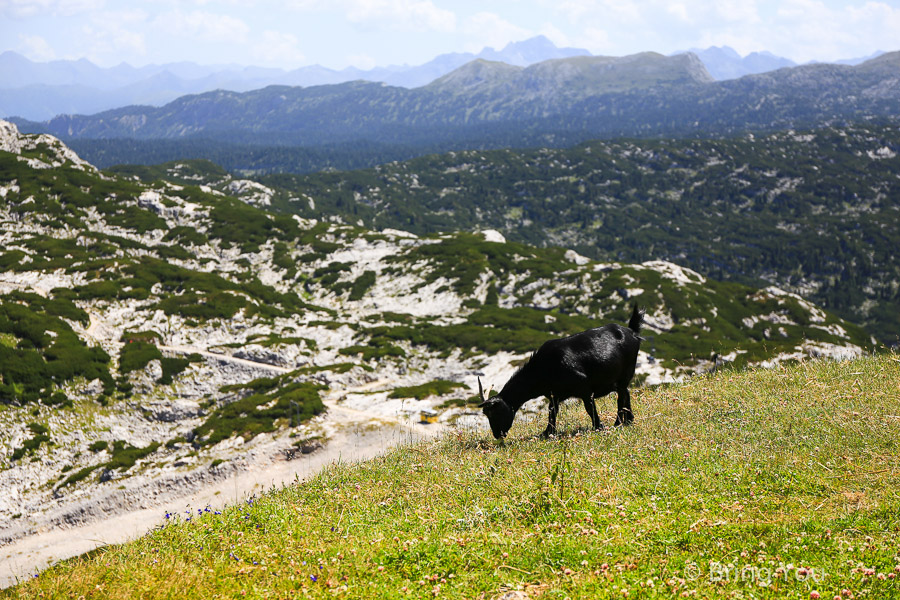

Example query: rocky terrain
[0,121,871,570]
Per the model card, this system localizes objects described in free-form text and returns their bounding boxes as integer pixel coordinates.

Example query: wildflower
[810,592,821,600]
[310,575,317,582]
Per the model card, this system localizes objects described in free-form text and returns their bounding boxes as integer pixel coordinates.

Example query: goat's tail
[627,304,644,336]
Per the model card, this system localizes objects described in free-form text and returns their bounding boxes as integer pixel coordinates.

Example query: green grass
[8,354,900,599]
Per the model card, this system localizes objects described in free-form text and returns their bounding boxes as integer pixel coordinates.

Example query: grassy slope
[5,357,900,599]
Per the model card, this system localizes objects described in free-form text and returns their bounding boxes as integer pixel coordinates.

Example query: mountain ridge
[9,51,900,175]
[2,39,891,121]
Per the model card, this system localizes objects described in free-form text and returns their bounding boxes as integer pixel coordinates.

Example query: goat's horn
[477,376,485,403]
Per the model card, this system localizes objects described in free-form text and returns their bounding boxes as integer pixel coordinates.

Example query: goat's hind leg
[613,385,635,427]
[581,395,604,431]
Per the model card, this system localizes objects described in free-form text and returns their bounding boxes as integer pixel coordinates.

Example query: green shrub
[193,381,325,447]
[43,391,72,408]
[10,422,51,461]
[59,465,99,487]
[0,296,112,404]
[88,441,109,452]
[348,270,377,301]
[158,357,191,385]
[119,341,162,375]
[389,380,466,400]
[105,440,160,472]
[339,340,406,361]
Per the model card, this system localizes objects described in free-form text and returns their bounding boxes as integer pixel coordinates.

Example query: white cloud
[573,25,612,55]
[763,0,900,61]
[537,23,574,48]
[713,0,760,23]
[343,0,457,32]
[80,22,147,63]
[284,0,456,32]
[251,30,306,67]
[154,9,250,43]
[2,0,105,18]
[551,0,643,24]
[73,9,148,62]
[463,12,531,52]
[347,53,377,70]
[17,34,56,61]
[667,2,691,22]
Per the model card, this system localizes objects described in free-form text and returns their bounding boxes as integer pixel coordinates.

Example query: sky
[1,0,897,70]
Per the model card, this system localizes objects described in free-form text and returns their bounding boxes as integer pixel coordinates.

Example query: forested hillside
[216,123,898,343]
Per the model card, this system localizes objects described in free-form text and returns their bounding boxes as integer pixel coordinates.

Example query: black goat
[478,305,644,439]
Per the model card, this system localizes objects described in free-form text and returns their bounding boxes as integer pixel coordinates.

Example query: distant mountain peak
[428,51,713,96]
[685,46,796,80]
[477,35,591,67]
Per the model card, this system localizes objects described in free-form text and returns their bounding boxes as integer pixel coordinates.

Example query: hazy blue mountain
[0,37,592,120]
[834,50,886,65]
[13,51,900,156]
[3,40,891,121]
[11,51,718,148]
[685,46,797,80]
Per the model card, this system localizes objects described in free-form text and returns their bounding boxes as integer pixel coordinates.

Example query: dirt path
[158,344,292,374]
[0,404,443,589]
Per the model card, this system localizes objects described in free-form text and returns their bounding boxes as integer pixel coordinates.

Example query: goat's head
[478,376,514,439]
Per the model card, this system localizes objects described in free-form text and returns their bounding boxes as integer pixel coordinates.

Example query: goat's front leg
[581,395,603,430]
[542,394,560,437]
[614,386,635,427]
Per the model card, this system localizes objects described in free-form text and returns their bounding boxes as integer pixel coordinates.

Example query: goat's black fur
[479,304,643,439]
